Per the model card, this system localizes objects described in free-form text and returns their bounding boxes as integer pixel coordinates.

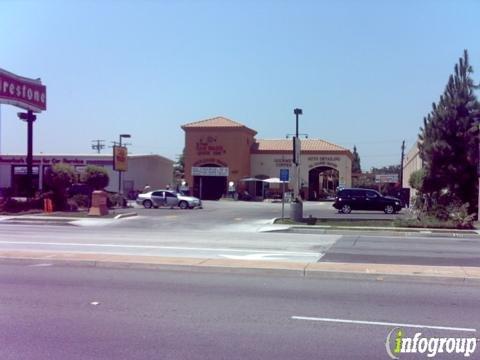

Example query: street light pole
[290,108,303,222]
[17,110,37,197]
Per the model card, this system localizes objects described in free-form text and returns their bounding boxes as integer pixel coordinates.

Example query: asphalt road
[0,219,478,266]
[0,200,478,266]
[320,234,480,267]
[0,264,478,360]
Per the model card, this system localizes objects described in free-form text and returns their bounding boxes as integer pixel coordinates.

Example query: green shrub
[82,165,109,190]
[395,202,476,229]
[69,194,90,209]
[408,169,426,191]
[0,198,43,213]
[44,163,77,211]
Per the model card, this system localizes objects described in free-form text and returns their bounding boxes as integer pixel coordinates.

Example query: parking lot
[124,199,405,231]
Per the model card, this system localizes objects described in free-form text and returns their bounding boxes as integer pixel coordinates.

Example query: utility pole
[400,140,405,187]
[91,140,105,154]
[290,108,303,222]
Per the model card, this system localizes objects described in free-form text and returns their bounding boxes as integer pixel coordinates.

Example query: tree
[408,169,425,191]
[370,164,401,174]
[174,148,185,180]
[351,145,362,173]
[43,163,77,210]
[418,49,480,213]
[82,165,109,190]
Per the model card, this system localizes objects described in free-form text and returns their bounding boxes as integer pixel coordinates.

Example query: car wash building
[182,116,353,200]
[0,154,174,197]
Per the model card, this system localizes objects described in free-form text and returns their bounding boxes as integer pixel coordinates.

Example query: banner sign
[192,166,229,177]
[113,146,128,171]
[375,174,399,183]
[0,68,47,112]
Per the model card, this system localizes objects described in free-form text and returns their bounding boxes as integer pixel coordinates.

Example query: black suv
[333,188,402,214]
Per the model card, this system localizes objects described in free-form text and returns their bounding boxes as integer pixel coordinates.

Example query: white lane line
[27,263,52,267]
[291,316,477,332]
[0,240,318,256]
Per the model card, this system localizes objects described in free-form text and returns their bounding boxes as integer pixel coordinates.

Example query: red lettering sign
[0,68,47,112]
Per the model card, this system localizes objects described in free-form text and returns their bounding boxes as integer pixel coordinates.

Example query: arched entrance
[193,164,227,200]
[308,166,339,200]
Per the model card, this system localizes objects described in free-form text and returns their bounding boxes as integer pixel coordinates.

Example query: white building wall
[250,153,352,187]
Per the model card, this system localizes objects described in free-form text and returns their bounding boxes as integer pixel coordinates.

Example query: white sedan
[136,190,202,209]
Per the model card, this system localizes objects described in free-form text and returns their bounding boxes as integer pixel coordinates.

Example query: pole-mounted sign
[0,68,47,112]
[0,67,47,197]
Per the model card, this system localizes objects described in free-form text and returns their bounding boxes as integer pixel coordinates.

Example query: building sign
[192,167,229,177]
[375,174,399,183]
[13,166,39,175]
[307,156,341,169]
[274,158,293,167]
[113,146,128,171]
[0,156,85,165]
[196,136,226,156]
[0,68,47,112]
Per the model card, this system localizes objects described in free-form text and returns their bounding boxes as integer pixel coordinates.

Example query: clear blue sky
[1,0,479,171]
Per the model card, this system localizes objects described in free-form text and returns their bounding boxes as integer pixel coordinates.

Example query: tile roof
[181,116,257,134]
[252,139,350,153]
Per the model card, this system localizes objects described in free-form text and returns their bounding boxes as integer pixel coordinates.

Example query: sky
[0,0,479,171]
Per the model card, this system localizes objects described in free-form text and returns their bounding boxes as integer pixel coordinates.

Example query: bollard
[44,199,53,213]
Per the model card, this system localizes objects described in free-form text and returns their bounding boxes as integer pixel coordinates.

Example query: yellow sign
[113,146,128,171]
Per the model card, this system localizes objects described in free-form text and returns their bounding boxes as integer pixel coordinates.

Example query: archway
[308,166,339,200]
[192,163,227,200]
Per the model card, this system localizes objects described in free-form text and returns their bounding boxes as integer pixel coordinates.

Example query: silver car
[136,190,202,209]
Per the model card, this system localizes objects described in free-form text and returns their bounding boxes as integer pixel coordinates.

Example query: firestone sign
[0,68,47,112]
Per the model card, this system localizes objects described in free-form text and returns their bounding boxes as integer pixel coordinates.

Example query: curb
[270,219,479,237]
[1,251,479,284]
[0,212,138,223]
[114,212,138,220]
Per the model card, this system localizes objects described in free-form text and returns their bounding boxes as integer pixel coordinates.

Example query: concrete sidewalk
[1,250,479,283]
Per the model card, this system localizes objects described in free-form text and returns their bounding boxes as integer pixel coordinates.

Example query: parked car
[136,190,202,209]
[333,188,402,214]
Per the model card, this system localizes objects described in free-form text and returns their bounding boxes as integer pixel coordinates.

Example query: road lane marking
[27,263,52,267]
[221,254,288,260]
[291,316,477,332]
[0,240,318,256]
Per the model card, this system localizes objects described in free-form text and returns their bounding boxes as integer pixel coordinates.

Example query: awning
[263,177,289,184]
[239,177,265,182]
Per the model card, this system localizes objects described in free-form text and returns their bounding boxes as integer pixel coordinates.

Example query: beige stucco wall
[124,155,174,191]
[250,153,352,188]
[0,154,173,193]
[183,128,255,187]
[402,143,422,189]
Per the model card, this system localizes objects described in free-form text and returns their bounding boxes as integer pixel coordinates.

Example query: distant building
[0,154,173,196]
[182,116,353,200]
[402,142,423,189]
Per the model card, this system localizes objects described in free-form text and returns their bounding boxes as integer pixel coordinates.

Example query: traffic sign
[280,168,289,182]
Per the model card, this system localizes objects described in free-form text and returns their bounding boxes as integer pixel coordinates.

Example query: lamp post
[118,134,131,194]
[290,108,303,222]
[17,110,37,198]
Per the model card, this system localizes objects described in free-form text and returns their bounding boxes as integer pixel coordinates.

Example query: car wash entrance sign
[0,67,47,197]
[0,68,47,112]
